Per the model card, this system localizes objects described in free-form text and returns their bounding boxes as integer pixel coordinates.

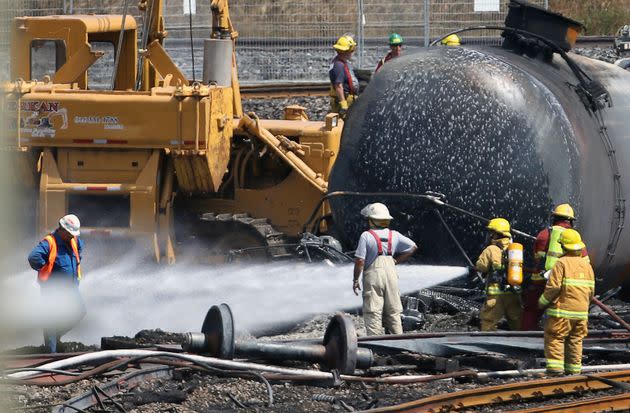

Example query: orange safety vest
[38,235,82,282]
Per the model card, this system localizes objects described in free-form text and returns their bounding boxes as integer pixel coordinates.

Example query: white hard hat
[362,202,393,220]
[59,214,81,236]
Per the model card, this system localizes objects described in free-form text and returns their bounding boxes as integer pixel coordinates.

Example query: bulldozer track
[201,212,293,259]
[363,369,630,413]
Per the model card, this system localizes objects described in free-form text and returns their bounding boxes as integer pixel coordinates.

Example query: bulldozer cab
[11,15,138,90]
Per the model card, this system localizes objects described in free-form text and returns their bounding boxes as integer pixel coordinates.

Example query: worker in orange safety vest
[28,214,86,353]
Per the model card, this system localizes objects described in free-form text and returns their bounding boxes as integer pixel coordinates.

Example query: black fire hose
[303,191,535,240]
[434,209,484,284]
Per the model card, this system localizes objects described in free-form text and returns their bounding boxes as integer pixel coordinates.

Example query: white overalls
[362,230,403,335]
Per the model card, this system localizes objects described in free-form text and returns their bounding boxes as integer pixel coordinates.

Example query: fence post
[423,0,429,47]
[357,0,364,68]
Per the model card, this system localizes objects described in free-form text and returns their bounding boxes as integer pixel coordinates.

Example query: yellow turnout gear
[476,237,521,331]
[539,253,595,374]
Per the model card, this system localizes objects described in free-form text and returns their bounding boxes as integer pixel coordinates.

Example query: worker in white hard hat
[329,34,359,119]
[28,214,86,353]
[353,203,418,336]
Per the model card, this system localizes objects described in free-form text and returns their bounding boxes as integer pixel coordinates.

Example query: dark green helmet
[389,33,403,46]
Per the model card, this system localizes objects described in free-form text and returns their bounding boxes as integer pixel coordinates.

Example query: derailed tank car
[329,1,630,294]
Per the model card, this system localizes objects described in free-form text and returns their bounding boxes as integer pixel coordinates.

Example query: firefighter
[441,34,461,46]
[353,203,417,336]
[522,204,589,330]
[374,33,404,73]
[475,218,521,331]
[329,34,359,119]
[539,229,594,376]
[28,214,86,353]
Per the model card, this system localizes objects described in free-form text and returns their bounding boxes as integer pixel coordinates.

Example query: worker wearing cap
[539,229,594,376]
[353,203,417,336]
[329,34,359,119]
[374,33,404,73]
[475,218,521,331]
[522,204,589,330]
[441,34,461,46]
[28,214,86,352]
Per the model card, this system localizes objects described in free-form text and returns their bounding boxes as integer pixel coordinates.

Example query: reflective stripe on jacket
[30,232,82,282]
[538,254,594,319]
[543,226,565,271]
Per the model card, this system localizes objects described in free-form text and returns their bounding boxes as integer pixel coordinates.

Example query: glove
[485,298,497,308]
[339,100,349,118]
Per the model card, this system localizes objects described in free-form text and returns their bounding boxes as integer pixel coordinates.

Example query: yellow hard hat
[552,203,575,220]
[333,35,357,52]
[486,217,511,237]
[559,228,586,251]
[441,34,461,46]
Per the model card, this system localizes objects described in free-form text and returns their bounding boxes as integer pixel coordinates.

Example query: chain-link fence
[3,0,547,82]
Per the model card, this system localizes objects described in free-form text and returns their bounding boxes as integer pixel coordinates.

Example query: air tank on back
[329,0,630,294]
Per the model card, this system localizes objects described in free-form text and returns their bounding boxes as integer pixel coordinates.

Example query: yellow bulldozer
[4,0,344,263]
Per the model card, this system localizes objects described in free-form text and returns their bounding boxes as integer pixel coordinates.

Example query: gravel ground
[3,303,629,412]
[242,96,330,122]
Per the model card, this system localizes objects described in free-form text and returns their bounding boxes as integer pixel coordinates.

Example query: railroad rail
[507,392,630,413]
[240,82,329,99]
[575,35,616,49]
[363,369,630,413]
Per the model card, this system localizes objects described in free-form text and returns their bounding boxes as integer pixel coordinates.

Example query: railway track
[507,392,630,413]
[240,82,330,99]
[364,369,630,413]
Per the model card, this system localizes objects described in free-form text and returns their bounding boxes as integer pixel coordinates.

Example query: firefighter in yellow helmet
[538,229,594,376]
[522,203,589,330]
[329,34,359,119]
[441,34,461,46]
[475,218,521,331]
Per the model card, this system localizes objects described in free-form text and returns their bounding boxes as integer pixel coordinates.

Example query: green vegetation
[550,0,630,35]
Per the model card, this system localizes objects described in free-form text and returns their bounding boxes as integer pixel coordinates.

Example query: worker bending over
[353,203,417,336]
[374,33,404,73]
[538,229,594,376]
[28,214,86,353]
[522,204,588,330]
[475,218,521,331]
[329,34,359,119]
